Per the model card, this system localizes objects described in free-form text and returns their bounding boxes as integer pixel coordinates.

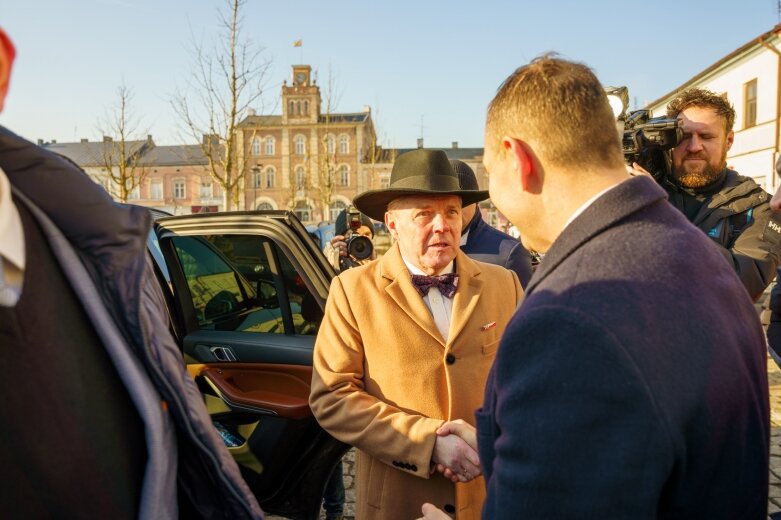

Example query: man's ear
[385,211,398,239]
[503,137,536,191]
[725,130,735,152]
[0,28,16,113]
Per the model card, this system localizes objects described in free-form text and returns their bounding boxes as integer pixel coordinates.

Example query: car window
[169,234,321,335]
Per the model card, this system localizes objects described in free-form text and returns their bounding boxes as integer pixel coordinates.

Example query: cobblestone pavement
[768,357,781,518]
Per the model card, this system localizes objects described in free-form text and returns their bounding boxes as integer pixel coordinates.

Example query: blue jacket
[0,126,263,519]
[477,176,768,519]
[461,211,532,288]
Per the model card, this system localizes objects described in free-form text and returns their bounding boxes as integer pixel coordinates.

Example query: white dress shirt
[402,256,455,342]
[0,166,25,306]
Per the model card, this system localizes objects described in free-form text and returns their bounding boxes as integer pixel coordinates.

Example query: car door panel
[148,211,347,520]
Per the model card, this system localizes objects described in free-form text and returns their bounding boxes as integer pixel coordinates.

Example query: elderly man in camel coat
[309,149,522,520]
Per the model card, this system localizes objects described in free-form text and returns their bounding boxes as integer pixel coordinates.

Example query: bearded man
[662,88,781,300]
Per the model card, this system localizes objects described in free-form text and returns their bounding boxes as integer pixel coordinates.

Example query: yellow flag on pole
[293,40,303,47]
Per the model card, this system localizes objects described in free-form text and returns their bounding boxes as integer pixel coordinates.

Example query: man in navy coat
[421,56,769,519]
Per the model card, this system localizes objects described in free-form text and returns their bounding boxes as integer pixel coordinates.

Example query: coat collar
[380,242,485,347]
[526,176,668,295]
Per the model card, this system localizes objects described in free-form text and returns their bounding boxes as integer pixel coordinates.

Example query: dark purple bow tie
[410,273,459,299]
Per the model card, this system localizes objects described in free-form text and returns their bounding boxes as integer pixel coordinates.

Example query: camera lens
[347,236,373,260]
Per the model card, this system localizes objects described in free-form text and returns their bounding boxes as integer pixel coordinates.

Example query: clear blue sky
[2,0,778,149]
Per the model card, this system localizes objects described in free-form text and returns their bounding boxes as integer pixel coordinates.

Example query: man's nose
[771,184,781,212]
[432,213,450,232]
[687,134,704,152]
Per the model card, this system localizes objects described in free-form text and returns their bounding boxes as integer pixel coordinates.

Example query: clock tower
[282,64,320,124]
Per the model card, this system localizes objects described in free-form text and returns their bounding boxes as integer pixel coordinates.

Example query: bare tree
[315,67,342,221]
[172,0,270,211]
[97,84,151,202]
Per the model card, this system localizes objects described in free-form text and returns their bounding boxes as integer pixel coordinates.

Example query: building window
[304,100,309,115]
[293,202,312,223]
[339,134,349,154]
[289,100,295,116]
[265,136,275,155]
[252,137,261,156]
[128,185,140,200]
[173,179,186,199]
[200,180,213,199]
[251,168,261,188]
[150,179,163,200]
[330,200,347,221]
[295,166,306,189]
[339,165,350,187]
[380,176,390,189]
[295,135,306,155]
[257,202,274,211]
[326,134,336,154]
[744,79,757,129]
[266,166,276,188]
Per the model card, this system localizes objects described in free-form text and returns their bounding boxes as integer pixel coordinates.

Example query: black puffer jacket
[0,126,263,519]
[665,169,781,301]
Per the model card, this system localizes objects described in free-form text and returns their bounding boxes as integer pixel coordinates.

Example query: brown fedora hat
[353,149,488,221]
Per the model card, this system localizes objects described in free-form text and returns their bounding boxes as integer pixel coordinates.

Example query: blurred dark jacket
[461,210,532,288]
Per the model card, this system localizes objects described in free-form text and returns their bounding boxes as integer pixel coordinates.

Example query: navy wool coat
[461,211,532,288]
[477,176,769,519]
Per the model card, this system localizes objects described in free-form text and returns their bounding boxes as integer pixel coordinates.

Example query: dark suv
[146,209,348,519]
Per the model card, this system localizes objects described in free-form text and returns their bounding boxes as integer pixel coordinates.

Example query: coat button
[410,464,418,472]
[445,354,456,365]
[444,504,456,513]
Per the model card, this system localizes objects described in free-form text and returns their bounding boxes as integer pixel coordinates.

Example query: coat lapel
[447,251,484,345]
[381,244,447,346]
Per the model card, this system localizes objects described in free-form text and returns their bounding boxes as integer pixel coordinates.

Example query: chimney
[37,139,43,145]
[363,105,371,113]
[51,139,56,144]
[247,108,256,116]
[147,134,153,144]
[452,141,458,149]
[102,135,112,143]
[416,138,424,149]
[81,138,88,143]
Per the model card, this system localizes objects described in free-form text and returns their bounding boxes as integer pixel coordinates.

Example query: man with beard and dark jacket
[450,159,533,288]
[0,27,263,519]
[658,88,781,301]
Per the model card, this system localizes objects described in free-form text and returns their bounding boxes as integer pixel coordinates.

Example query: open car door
[149,210,349,519]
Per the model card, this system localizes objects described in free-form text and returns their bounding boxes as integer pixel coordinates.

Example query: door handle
[209,346,237,362]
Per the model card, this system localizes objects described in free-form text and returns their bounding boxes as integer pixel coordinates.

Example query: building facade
[646,23,781,191]
[236,64,379,223]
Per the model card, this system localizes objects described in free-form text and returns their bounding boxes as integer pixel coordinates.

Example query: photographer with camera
[634,88,781,301]
[324,206,376,272]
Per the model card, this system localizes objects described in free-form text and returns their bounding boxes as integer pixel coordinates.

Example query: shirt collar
[0,167,25,270]
[562,183,621,231]
[401,254,455,276]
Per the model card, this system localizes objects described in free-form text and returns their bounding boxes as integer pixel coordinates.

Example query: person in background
[450,159,532,287]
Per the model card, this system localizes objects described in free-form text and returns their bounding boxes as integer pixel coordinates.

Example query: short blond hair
[486,54,624,171]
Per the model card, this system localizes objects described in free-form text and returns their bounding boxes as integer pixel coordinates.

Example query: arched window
[339,165,350,187]
[330,199,347,221]
[326,134,336,155]
[294,135,306,155]
[296,100,302,116]
[295,166,306,189]
[339,134,349,154]
[289,100,295,116]
[304,100,309,115]
[264,136,275,155]
[251,168,261,188]
[257,202,274,211]
[265,166,276,188]
[251,137,261,156]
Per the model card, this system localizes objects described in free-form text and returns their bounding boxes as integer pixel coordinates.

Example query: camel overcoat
[310,243,522,520]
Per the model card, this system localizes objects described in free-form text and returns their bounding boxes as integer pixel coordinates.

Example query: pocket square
[481,321,497,331]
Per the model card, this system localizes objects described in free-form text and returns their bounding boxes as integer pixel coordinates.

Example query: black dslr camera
[342,206,373,266]
[606,86,682,182]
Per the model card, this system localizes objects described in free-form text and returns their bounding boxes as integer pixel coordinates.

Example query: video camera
[605,86,682,182]
[341,206,373,266]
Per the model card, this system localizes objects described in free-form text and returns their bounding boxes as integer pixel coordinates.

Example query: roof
[137,145,208,166]
[44,139,150,167]
[646,23,781,109]
[387,147,484,162]
[238,115,283,127]
[237,111,371,127]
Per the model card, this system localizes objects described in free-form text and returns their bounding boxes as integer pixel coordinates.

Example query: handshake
[430,419,479,483]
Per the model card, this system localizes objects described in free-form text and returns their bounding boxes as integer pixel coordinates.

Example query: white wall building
[646,24,781,192]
